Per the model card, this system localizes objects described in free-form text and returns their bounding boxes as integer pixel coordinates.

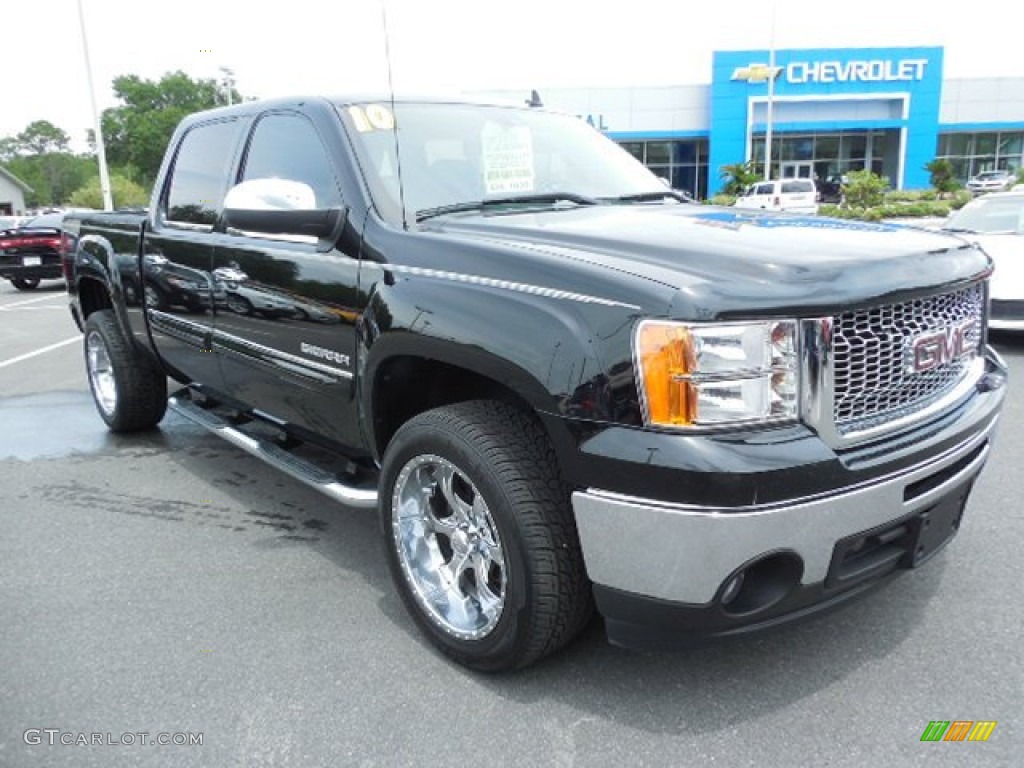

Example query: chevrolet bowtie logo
[731,63,784,83]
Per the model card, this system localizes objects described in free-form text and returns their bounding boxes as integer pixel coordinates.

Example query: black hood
[425,205,990,319]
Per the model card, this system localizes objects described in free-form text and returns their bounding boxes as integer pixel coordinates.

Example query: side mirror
[223,179,345,244]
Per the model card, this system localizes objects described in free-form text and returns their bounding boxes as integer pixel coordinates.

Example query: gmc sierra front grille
[831,283,985,434]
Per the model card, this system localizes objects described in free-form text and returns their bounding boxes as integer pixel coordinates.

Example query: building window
[614,138,709,199]
[750,130,897,185]
[936,131,1023,182]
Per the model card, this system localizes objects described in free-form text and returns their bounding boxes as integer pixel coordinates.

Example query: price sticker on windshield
[482,124,535,195]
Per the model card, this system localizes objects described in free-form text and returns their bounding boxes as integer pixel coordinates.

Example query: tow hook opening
[718,552,803,617]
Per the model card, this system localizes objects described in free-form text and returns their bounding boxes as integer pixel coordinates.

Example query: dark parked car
[0,212,68,290]
[817,175,847,204]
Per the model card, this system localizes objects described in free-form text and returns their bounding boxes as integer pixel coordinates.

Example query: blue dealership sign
[709,47,944,191]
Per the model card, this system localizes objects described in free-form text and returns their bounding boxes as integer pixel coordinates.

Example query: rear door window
[165,120,241,230]
[782,180,814,194]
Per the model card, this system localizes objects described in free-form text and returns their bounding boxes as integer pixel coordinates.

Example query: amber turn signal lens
[636,321,697,426]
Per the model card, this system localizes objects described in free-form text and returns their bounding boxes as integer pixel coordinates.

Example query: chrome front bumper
[571,414,997,605]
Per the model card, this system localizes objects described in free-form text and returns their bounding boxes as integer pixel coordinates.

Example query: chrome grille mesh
[832,283,984,434]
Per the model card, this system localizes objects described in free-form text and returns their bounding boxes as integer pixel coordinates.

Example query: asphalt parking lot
[1,278,1021,767]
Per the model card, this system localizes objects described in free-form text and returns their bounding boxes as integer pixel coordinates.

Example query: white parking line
[0,305,67,312]
[0,336,80,370]
[0,294,65,310]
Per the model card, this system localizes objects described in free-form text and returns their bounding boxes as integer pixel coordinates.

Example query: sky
[3,0,1023,150]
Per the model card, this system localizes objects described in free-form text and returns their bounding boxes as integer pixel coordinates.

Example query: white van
[734,179,819,215]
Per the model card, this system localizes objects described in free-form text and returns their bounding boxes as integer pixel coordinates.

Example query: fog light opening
[718,552,803,617]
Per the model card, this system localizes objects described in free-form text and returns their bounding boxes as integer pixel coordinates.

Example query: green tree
[15,120,71,155]
[719,161,760,196]
[101,71,243,186]
[925,158,959,196]
[69,174,150,210]
[0,137,19,163]
[842,170,889,209]
[0,119,94,206]
[4,153,95,207]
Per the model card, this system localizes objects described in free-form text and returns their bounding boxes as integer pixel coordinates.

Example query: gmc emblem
[906,319,976,374]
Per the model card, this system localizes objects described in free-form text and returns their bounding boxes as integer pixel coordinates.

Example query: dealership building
[487,46,1024,199]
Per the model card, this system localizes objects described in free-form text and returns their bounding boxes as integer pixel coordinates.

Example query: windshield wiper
[415,193,599,222]
[606,190,691,204]
[942,226,978,234]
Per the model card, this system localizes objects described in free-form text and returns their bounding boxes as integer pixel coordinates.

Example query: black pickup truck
[64,96,1007,671]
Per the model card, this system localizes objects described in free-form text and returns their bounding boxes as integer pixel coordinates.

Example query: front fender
[358,270,640,457]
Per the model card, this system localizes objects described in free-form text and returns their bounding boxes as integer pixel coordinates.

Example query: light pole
[220,67,236,106]
[76,0,112,211]
[763,2,779,181]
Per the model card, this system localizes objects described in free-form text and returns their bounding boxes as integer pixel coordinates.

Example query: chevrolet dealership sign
[712,47,943,193]
[733,58,928,85]
[788,58,928,83]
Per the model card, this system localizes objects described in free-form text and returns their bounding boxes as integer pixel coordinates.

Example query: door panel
[210,110,365,449]
[143,117,242,389]
[211,233,363,448]
[142,229,221,385]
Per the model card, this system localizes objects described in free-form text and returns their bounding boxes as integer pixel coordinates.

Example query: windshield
[945,196,1024,234]
[337,101,672,226]
[976,171,1008,180]
[20,213,64,229]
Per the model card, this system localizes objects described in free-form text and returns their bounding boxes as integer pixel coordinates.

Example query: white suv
[734,179,819,215]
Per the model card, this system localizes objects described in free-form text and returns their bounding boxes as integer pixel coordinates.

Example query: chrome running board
[168,394,378,510]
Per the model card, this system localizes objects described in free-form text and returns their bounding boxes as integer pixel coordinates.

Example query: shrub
[706,194,737,207]
[820,198,953,222]
[842,170,889,208]
[925,158,960,195]
[950,189,972,210]
[885,189,938,203]
[719,162,760,196]
[69,174,149,210]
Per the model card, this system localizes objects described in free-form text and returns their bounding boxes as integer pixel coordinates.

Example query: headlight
[635,319,799,428]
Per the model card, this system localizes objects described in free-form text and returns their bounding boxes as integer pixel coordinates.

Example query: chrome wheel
[86,331,117,416]
[392,454,506,640]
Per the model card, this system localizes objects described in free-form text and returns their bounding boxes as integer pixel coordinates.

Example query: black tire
[380,400,592,671]
[83,309,168,432]
[11,277,40,291]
